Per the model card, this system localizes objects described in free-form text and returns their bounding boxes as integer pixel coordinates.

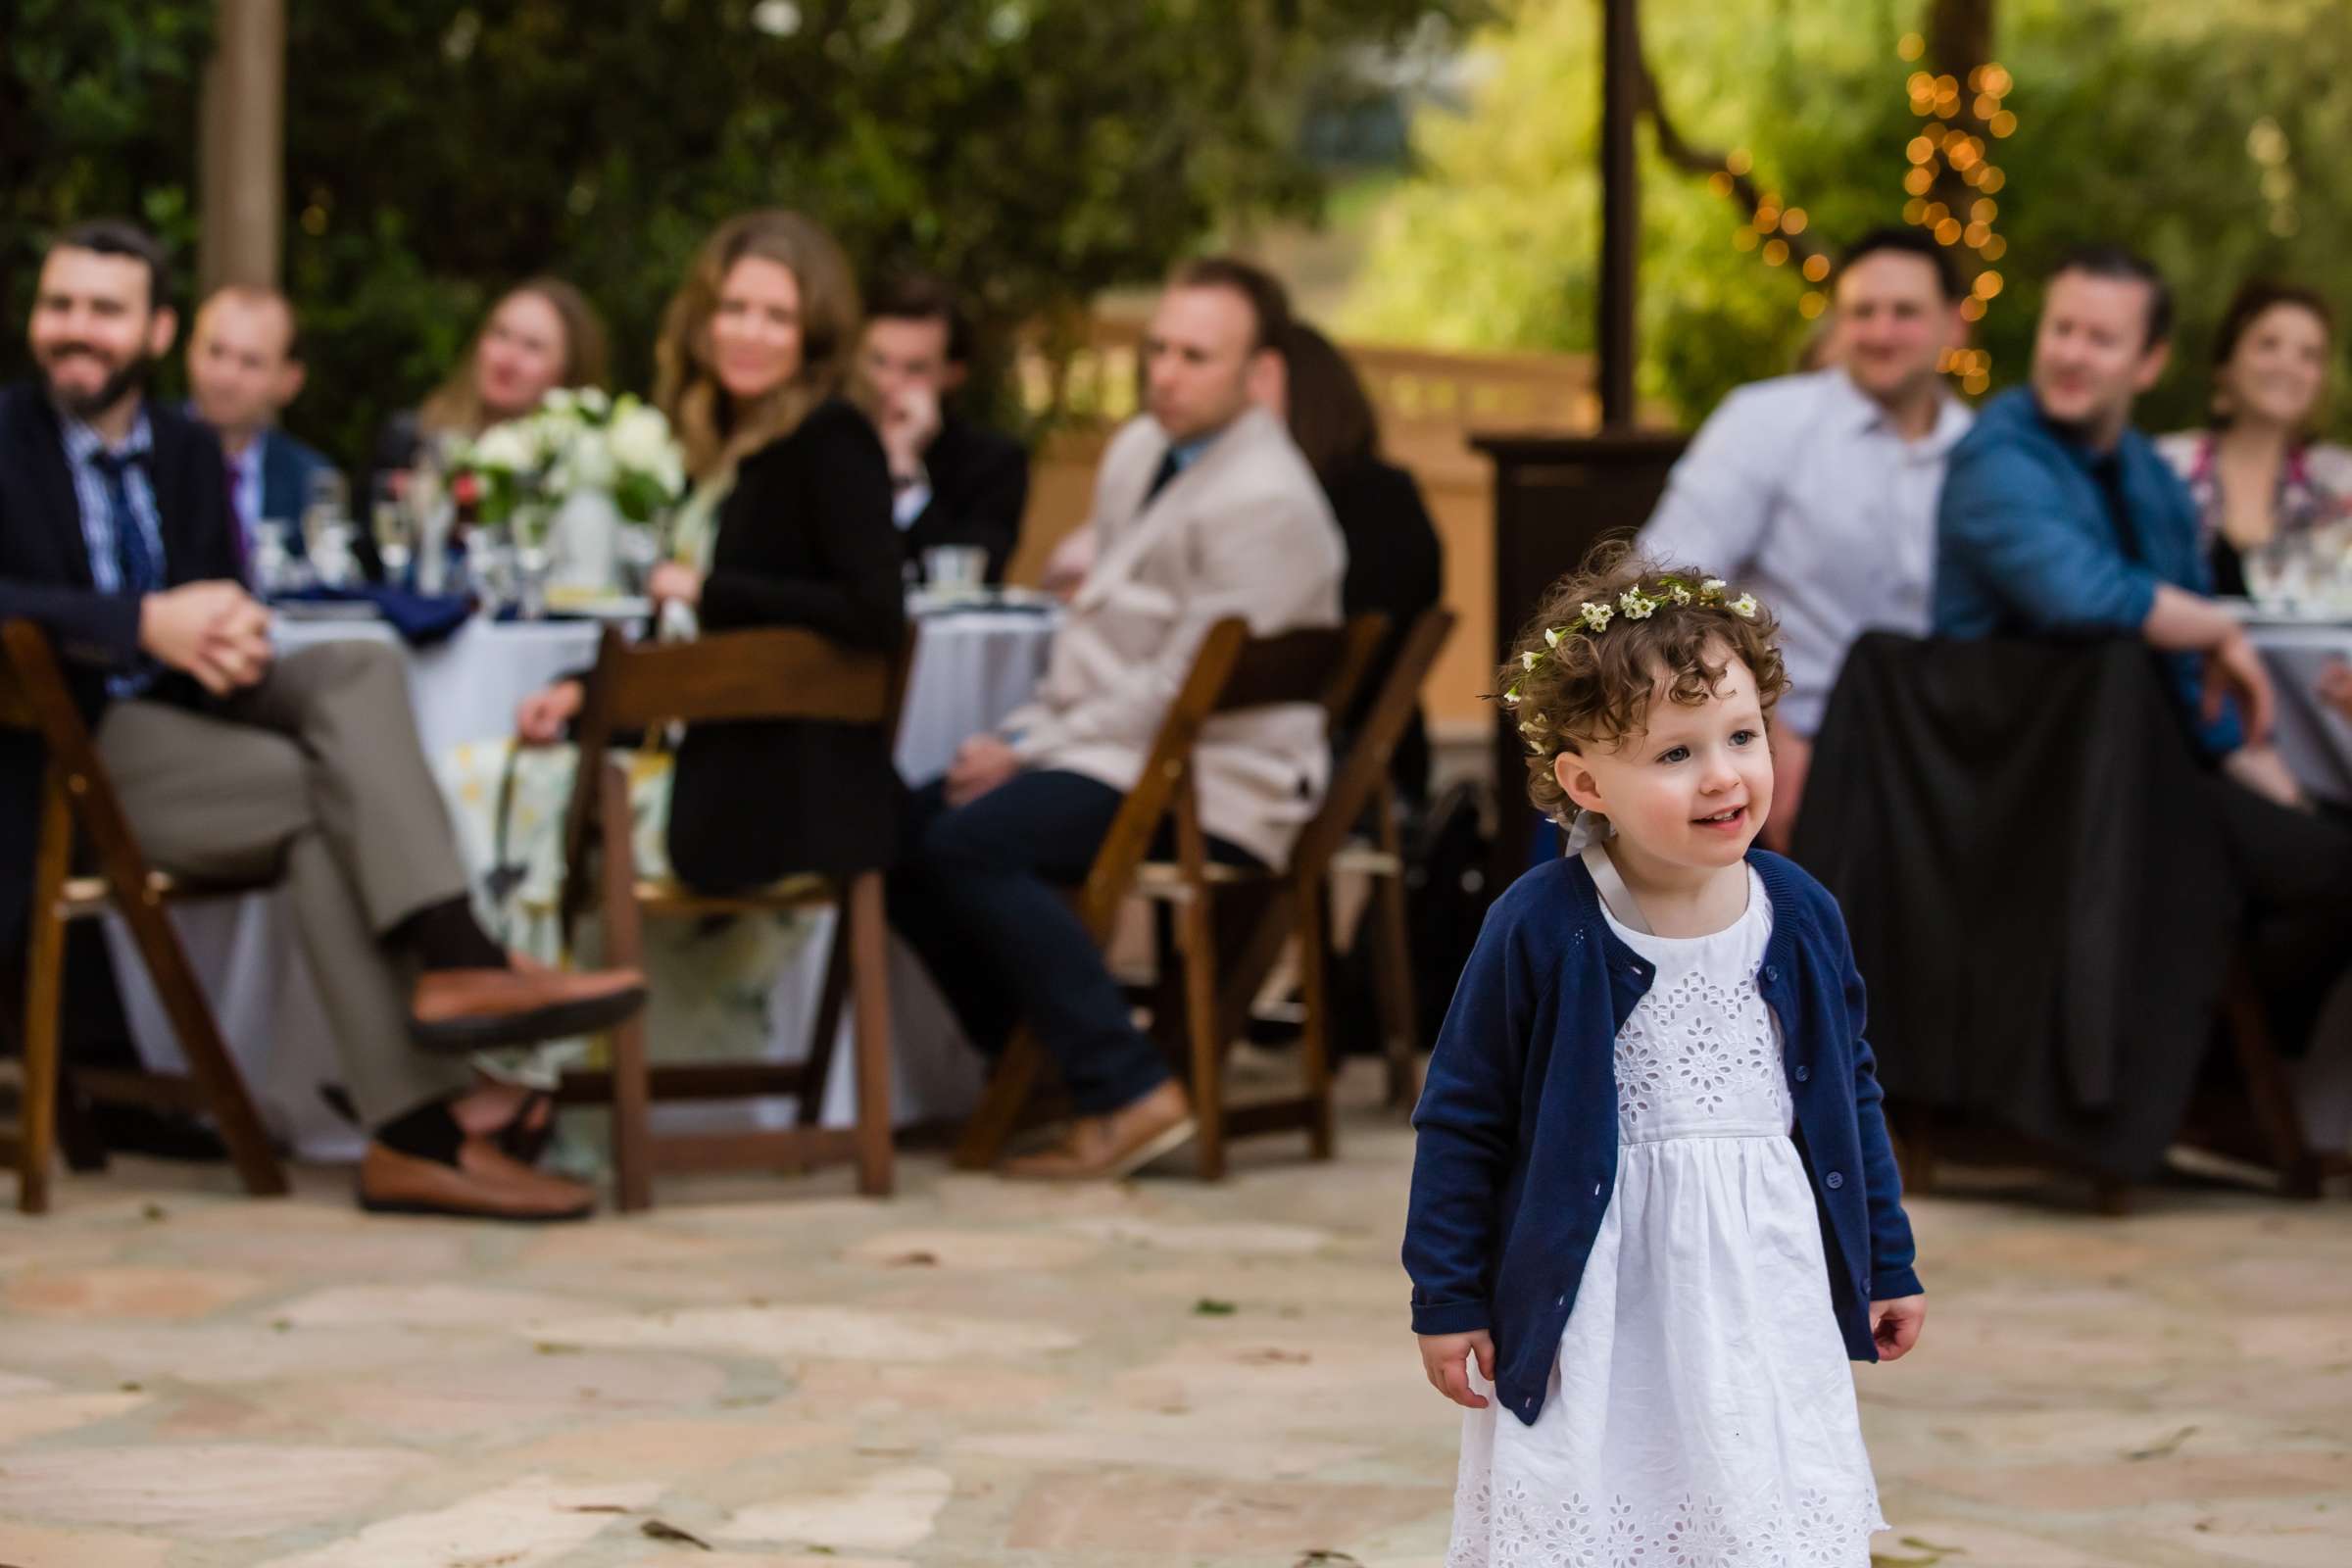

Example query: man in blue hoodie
[1936,243,2352,1058]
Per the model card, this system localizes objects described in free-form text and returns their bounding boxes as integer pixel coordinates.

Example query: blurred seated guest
[438,210,899,1091]
[1936,243,2352,1052]
[857,271,1028,584]
[369,276,610,510]
[2156,279,2352,598]
[1267,319,1442,803]
[891,257,1344,1181]
[2,220,644,1219]
[184,284,333,570]
[1640,228,1972,850]
[1037,522,1096,603]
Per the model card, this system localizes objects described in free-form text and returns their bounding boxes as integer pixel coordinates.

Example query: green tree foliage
[4,0,1462,466]
[0,0,212,312]
[1347,0,2352,433]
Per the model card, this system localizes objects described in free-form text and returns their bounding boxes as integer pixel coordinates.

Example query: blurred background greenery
[1346,0,2352,430]
[7,0,2349,461]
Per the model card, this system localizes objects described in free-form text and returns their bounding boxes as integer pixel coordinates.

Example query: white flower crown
[1502,574,1760,750]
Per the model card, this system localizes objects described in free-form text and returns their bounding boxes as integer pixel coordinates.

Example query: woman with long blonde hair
[438,213,902,1153]
[370,279,611,516]
[424,277,611,439]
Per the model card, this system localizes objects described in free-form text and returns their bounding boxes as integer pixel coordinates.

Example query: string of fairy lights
[1712,29,2019,397]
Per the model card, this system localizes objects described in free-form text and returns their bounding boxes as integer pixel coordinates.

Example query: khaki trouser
[95,640,473,1126]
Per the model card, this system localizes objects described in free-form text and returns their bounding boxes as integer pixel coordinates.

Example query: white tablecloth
[113,609,1057,1160]
[2249,621,2352,807]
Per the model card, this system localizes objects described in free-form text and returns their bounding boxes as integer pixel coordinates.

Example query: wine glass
[371,472,414,586]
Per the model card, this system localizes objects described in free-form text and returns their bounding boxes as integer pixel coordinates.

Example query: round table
[2247,618,2352,807]
[113,607,1058,1159]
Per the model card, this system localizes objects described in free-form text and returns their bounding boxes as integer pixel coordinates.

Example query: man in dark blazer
[185,284,337,572]
[858,272,1028,584]
[2,220,645,1218]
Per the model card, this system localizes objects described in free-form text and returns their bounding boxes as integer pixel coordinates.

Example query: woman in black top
[1271,321,1445,802]
[508,211,904,889]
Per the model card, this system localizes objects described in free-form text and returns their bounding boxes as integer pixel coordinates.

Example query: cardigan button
[1763,964,1780,982]
[1555,1293,1565,1306]
[1793,1064,1810,1083]
[1825,1171,1844,1190]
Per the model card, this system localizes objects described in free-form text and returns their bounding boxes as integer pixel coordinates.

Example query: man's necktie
[1143,448,1183,505]
[92,449,163,596]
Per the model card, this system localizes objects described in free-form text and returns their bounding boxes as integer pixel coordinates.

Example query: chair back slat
[0,631,47,733]
[1074,617,1250,934]
[1291,608,1456,876]
[1211,619,1385,718]
[560,622,915,937]
[587,624,894,730]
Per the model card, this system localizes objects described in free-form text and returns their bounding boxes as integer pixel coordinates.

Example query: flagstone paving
[2,1066,2347,1567]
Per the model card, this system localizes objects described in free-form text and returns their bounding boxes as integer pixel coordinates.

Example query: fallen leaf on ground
[642,1519,713,1548]
[2125,1424,2197,1460]
[1193,1298,1238,1316]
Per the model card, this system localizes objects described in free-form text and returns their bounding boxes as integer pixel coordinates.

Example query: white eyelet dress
[1447,867,1886,1566]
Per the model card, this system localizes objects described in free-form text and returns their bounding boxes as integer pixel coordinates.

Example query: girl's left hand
[1869,1295,1926,1361]
[648,562,703,608]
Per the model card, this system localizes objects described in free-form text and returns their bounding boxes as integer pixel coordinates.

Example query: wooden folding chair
[551,623,911,1211]
[0,621,286,1214]
[2202,958,2351,1200]
[1211,608,1455,1118]
[951,613,1388,1179]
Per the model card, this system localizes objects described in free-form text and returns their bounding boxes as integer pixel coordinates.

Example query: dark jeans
[2208,776,2352,1053]
[890,770,1260,1115]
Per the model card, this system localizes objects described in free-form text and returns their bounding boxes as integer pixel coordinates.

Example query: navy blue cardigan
[1403,850,1922,1426]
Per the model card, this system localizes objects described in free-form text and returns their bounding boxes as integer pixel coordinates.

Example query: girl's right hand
[515,680,585,746]
[1418,1330,1495,1409]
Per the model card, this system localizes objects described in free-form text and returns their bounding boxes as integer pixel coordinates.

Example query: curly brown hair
[1498,541,1791,824]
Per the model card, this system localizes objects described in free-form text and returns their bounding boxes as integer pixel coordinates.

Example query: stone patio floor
[2,1065,2347,1568]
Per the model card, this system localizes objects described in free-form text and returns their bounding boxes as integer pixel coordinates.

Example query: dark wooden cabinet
[1470,430,1687,893]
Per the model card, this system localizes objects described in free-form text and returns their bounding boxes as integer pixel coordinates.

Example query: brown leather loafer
[1001,1080,1197,1181]
[409,965,646,1054]
[356,1137,596,1222]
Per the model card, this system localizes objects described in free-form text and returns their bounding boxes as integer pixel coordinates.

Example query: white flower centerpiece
[450,388,687,604]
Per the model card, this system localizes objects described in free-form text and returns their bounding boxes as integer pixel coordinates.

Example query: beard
[39,344,154,420]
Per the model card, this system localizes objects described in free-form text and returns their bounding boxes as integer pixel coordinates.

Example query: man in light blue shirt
[1641,228,1973,848]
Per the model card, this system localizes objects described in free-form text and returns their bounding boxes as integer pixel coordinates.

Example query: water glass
[311,521,363,589]
[302,468,350,561]
[923,544,988,599]
[251,516,300,597]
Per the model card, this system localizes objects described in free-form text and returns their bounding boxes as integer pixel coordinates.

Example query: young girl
[1405,549,1926,1566]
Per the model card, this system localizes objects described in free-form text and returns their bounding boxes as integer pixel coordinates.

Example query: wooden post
[1597,0,1641,428]
[198,0,287,294]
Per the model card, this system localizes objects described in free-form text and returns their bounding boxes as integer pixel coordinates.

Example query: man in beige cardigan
[892,258,1345,1180]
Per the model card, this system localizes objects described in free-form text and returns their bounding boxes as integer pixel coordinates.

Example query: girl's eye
[1658,746,1690,764]
[1731,729,1758,746]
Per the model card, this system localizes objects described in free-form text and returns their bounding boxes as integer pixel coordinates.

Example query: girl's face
[1553,646,1774,871]
[474,290,569,421]
[708,255,805,404]
[2219,303,2329,430]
